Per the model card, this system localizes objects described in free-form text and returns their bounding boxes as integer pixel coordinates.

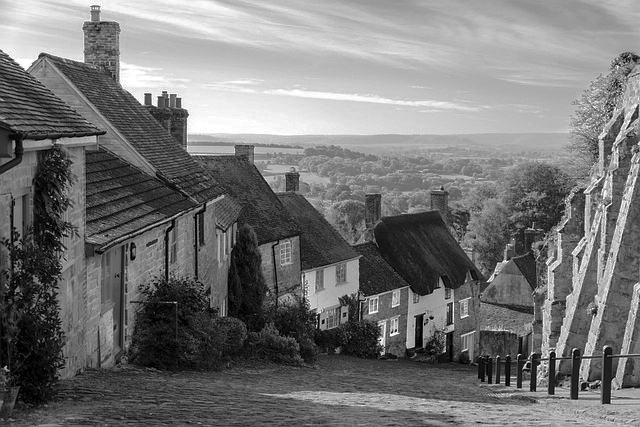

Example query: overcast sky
[2,0,639,135]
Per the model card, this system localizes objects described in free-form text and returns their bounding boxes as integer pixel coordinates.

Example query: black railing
[477,346,640,405]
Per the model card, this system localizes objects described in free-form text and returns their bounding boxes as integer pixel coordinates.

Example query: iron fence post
[487,356,493,384]
[505,355,511,387]
[571,348,580,400]
[495,355,501,384]
[530,353,539,392]
[516,353,524,389]
[601,346,613,404]
[548,351,556,395]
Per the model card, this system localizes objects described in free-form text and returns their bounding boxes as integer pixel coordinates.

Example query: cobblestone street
[5,355,640,426]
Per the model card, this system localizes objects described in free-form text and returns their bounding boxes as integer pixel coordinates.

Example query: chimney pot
[234,145,255,164]
[157,96,166,108]
[162,91,168,99]
[169,94,177,108]
[144,93,152,106]
[90,5,100,21]
[176,98,182,108]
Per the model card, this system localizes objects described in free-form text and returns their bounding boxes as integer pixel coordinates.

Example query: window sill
[460,314,469,319]
[390,332,399,337]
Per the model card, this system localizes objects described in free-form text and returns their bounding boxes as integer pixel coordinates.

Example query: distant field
[188,145,303,156]
[262,164,329,186]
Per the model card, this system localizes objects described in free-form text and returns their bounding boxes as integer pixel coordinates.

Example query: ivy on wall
[0,143,75,404]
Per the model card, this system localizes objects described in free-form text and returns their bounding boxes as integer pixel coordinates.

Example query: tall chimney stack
[83,5,121,82]
[235,145,255,164]
[285,167,300,192]
[145,92,189,149]
[430,186,449,224]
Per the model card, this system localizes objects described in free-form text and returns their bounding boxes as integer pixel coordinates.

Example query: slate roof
[277,192,359,270]
[373,211,481,295]
[196,155,300,244]
[0,49,103,139]
[480,302,533,336]
[511,253,537,289]
[39,53,223,203]
[86,148,197,248]
[214,195,243,231]
[353,242,410,296]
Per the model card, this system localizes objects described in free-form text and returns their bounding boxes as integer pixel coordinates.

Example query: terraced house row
[0,6,485,378]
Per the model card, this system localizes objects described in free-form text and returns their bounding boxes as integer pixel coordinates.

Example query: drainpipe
[271,240,280,308]
[193,204,206,279]
[0,134,24,175]
[164,220,175,281]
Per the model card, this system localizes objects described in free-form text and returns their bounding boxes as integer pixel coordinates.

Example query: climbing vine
[0,143,74,404]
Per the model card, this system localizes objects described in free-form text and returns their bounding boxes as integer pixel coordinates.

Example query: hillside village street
[5,355,640,427]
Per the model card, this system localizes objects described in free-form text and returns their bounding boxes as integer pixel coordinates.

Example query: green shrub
[268,296,318,362]
[215,316,248,359]
[245,323,303,365]
[336,320,381,359]
[314,327,341,353]
[130,276,236,370]
[297,337,319,364]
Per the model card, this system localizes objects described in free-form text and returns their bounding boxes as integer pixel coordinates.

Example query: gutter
[193,204,206,279]
[164,219,175,281]
[271,239,280,308]
[0,134,24,175]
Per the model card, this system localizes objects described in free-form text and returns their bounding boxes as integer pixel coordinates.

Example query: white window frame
[335,263,347,283]
[368,297,379,314]
[461,331,475,352]
[445,288,452,299]
[315,269,324,291]
[391,289,400,307]
[460,298,470,318]
[413,292,419,304]
[326,306,341,329]
[280,240,292,265]
[390,317,399,336]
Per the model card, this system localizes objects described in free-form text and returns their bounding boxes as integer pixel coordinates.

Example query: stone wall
[259,236,302,300]
[363,287,409,357]
[542,65,640,387]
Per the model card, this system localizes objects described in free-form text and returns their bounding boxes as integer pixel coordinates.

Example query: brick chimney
[430,186,449,224]
[83,5,121,82]
[235,145,255,164]
[144,92,189,149]
[363,193,382,242]
[285,167,300,192]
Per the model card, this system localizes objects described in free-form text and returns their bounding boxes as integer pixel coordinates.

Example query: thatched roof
[374,211,481,295]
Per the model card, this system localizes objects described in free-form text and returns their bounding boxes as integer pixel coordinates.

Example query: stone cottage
[24,6,241,372]
[277,170,361,329]
[0,48,105,376]
[197,146,302,302]
[361,193,482,362]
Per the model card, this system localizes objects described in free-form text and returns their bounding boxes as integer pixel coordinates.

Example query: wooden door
[101,246,124,356]
[414,314,424,349]
[378,320,387,354]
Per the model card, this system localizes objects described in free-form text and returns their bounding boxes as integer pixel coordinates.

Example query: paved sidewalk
[3,355,640,426]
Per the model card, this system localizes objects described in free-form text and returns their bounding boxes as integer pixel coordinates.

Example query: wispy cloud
[120,62,189,89]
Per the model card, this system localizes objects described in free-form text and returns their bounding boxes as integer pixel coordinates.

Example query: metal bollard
[495,355,501,384]
[479,355,486,382]
[505,355,511,387]
[516,353,524,389]
[548,351,556,395]
[487,356,493,384]
[530,353,539,392]
[601,346,613,404]
[571,348,580,400]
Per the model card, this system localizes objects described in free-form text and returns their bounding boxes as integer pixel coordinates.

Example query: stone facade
[363,287,410,357]
[544,66,640,386]
[258,236,302,301]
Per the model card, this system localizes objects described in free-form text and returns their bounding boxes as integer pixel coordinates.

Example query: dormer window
[280,240,292,265]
